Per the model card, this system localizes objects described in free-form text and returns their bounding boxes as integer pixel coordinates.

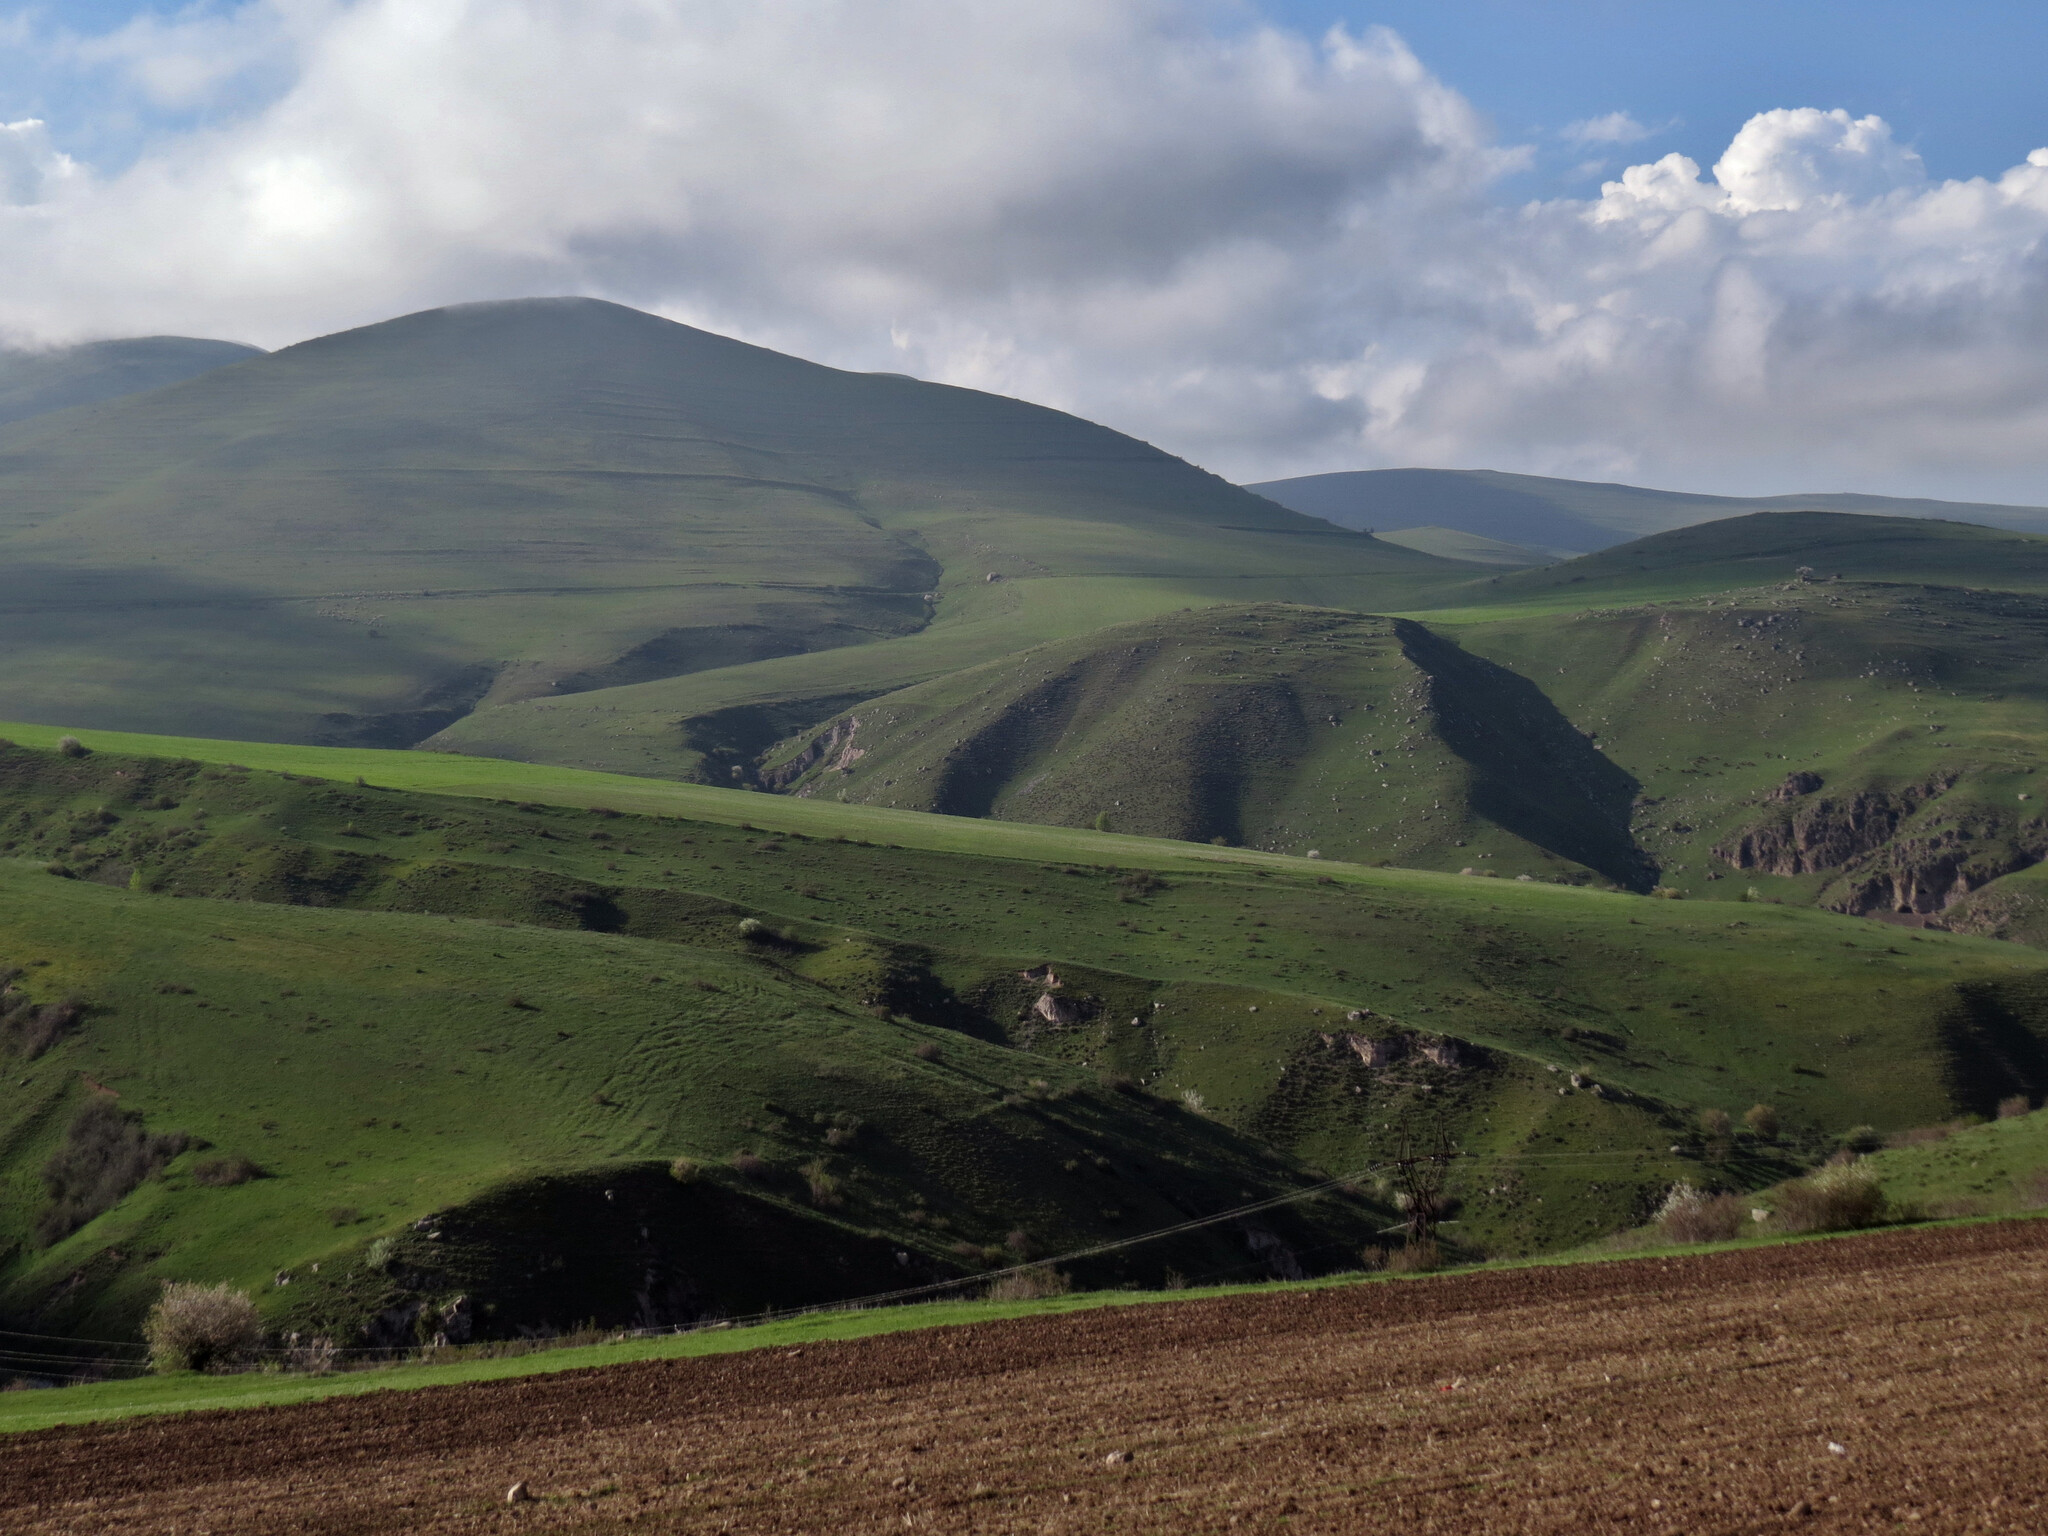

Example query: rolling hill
[755,603,1652,888]
[7,729,2047,1351]
[1249,467,2048,553]
[0,299,1462,763]
[0,337,260,430]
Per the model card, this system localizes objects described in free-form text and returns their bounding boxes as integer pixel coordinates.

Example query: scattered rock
[1104,1450,1132,1465]
[506,1481,534,1505]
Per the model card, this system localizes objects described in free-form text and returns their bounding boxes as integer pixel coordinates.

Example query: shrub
[1655,1182,1746,1244]
[985,1267,1071,1301]
[192,1155,261,1187]
[668,1156,702,1184]
[325,1206,361,1227]
[730,1151,768,1179]
[736,917,767,941]
[56,736,87,758]
[1999,1094,2033,1120]
[283,1333,338,1375]
[1003,1229,1038,1259]
[1773,1162,1887,1234]
[912,1040,941,1061]
[1357,1247,1388,1272]
[1742,1104,1780,1140]
[1179,1087,1206,1113]
[143,1282,261,1373]
[1838,1125,1884,1155]
[1698,1107,1733,1140]
[38,1098,188,1245]
[0,994,83,1061]
[801,1158,842,1207]
[1387,1239,1440,1274]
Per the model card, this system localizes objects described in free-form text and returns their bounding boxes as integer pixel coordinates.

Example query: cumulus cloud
[1561,110,1661,147]
[2,1,2047,501]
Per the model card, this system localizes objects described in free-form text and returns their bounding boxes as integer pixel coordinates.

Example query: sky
[1,1,2046,503]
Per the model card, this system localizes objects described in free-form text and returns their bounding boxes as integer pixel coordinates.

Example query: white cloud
[1561,110,1660,146]
[2,2,2047,502]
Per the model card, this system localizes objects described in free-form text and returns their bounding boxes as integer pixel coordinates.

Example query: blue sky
[1264,0,2048,189]
[2,1,2047,498]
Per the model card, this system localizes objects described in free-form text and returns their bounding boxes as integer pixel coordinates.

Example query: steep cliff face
[1717,774,1954,878]
[1717,771,2048,916]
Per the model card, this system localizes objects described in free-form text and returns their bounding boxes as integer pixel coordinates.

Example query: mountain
[0,299,1462,758]
[0,336,260,428]
[1247,467,2048,554]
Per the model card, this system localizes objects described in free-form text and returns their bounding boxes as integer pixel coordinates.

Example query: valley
[4,300,2048,1400]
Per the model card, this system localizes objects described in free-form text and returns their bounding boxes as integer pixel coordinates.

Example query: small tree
[143,1281,262,1373]
[1743,1104,1780,1140]
[1698,1107,1733,1140]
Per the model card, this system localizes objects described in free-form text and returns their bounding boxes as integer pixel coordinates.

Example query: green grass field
[4,726,2045,1359]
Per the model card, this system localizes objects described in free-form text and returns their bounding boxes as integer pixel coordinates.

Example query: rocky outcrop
[1345,1034,1395,1068]
[1034,992,1082,1025]
[760,716,863,791]
[1768,770,1825,802]
[1717,776,1956,877]
[1831,833,2046,917]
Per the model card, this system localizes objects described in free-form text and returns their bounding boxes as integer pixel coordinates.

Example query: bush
[668,1156,702,1184]
[1999,1094,2033,1120]
[325,1206,361,1227]
[38,1098,188,1245]
[985,1267,1072,1301]
[912,1040,941,1061]
[1773,1162,1887,1234]
[1357,1247,1388,1272]
[56,736,87,759]
[730,1150,768,1179]
[1655,1182,1747,1244]
[1698,1107,1733,1140]
[801,1158,842,1207]
[1838,1125,1884,1155]
[0,994,83,1061]
[736,917,767,941]
[143,1282,261,1373]
[1387,1239,1440,1273]
[1742,1104,1780,1140]
[192,1155,261,1187]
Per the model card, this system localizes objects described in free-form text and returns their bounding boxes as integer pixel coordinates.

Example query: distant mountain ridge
[1247,467,2048,553]
[0,336,261,428]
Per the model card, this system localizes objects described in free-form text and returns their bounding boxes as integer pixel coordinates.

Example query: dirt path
[7,1221,2048,1534]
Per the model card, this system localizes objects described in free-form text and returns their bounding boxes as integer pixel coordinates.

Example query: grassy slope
[0,298,1465,761]
[4,731,2045,1332]
[755,603,1649,887]
[0,338,260,430]
[1402,517,2048,925]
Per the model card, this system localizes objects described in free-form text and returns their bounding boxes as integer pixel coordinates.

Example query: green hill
[6,730,2047,1354]
[0,299,1461,763]
[0,337,260,429]
[756,603,1652,888]
[1249,468,2048,552]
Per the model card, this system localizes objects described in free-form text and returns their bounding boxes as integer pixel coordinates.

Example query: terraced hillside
[6,733,2046,1351]
[0,299,1461,762]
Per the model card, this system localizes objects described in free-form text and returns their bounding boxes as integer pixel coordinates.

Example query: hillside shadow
[1394,619,1657,891]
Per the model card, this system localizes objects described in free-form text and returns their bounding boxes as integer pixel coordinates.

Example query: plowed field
[8,1221,2048,1534]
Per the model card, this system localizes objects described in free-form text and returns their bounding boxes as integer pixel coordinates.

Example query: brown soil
[9,1220,2048,1534]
